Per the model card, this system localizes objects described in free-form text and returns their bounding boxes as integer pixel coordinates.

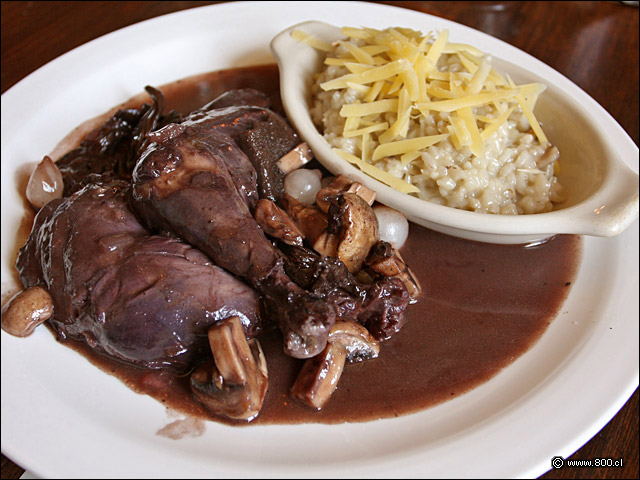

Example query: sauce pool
[23,64,583,426]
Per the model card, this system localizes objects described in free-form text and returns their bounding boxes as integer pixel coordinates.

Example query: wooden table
[1,1,638,478]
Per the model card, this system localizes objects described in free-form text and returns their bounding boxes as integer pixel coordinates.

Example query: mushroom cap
[331,193,379,274]
[328,320,380,362]
[190,316,268,421]
[1,286,53,337]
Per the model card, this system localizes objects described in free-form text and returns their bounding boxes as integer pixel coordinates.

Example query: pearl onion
[284,169,322,204]
[373,205,409,249]
[26,156,64,209]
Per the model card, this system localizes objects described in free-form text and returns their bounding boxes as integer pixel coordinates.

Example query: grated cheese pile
[294,26,561,213]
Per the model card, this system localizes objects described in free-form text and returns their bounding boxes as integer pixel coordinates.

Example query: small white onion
[26,156,64,209]
[284,168,322,204]
[373,205,409,249]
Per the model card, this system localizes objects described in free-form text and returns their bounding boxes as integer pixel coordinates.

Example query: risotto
[301,26,564,215]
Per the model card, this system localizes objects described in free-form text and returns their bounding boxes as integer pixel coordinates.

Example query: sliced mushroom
[254,198,305,246]
[276,142,313,174]
[290,340,346,410]
[312,230,340,258]
[190,316,268,422]
[327,320,382,362]
[291,320,380,410]
[346,181,377,206]
[365,241,422,300]
[281,191,378,274]
[316,174,376,213]
[1,286,54,337]
[330,193,379,274]
[280,194,328,245]
[315,175,352,212]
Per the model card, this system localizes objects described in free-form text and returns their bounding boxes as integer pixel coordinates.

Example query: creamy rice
[310,43,564,215]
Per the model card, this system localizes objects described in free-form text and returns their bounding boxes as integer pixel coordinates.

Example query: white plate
[1,2,638,478]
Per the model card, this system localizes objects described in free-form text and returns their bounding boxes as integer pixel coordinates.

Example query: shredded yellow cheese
[334,149,419,194]
[342,122,389,138]
[320,59,412,90]
[293,26,551,195]
[339,99,398,117]
[372,134,450,161]
[290,29,332,52]
[340,41,375,65]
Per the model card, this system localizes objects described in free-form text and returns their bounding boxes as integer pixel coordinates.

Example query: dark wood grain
[1,1,638,478]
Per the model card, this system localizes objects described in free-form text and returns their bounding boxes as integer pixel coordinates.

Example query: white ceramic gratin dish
[271,20,639,244]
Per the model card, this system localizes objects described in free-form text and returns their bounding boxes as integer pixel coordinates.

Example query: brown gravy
[19,64,583,426]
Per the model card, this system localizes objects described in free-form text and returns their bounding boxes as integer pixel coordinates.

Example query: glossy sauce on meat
[24,64,583,425]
